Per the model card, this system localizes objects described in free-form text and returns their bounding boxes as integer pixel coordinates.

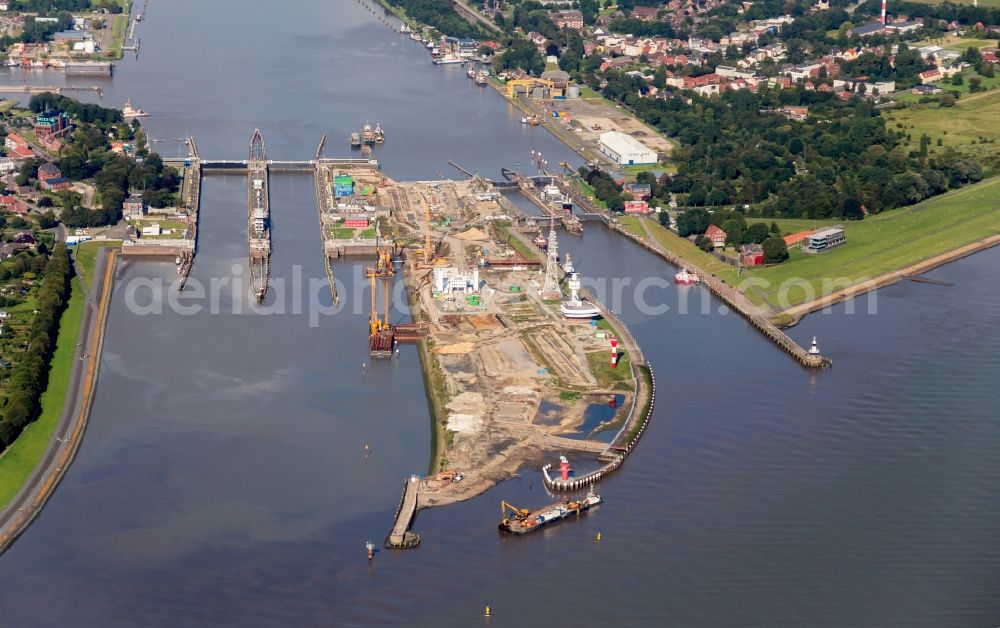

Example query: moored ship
[248,129,271,302]
[560,272,601,319]
[349,130,361,148]
[122,98,149,119]
[362,122,375,145]
[674,268,700,285]
[374,123,384,144]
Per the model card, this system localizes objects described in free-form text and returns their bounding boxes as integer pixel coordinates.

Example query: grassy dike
[0,282,84,508]
[404,266,450,476]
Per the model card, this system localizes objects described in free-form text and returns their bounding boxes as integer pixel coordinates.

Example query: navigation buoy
[484,605,491,617]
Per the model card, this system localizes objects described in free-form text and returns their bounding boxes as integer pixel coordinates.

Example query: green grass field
[745,176,1000,308]
[0,282,84,509]
[908,0,1000,8]
[74,241,121,290]
[886,89,1000,161]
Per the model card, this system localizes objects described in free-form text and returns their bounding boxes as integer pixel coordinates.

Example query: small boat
[425,41,435,49]
[562,253,574,274]
[374,123,384,144]
[122,98,149,119]
[400,24,411,34]
[362,122,375,145]
[174,256,182,265]
[499,489,602,535]
[533,233,548,249]
[520,116,528,124]
[466,65,476,79]
[475,71,489,86]
[433,55,465,65]
[409,32,421,42]
[349,130,361,148]
[674,269,700,285]
[365,540,375,560]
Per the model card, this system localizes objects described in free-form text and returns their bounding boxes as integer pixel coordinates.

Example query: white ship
[560,272,600,319]
[674,268,700,285]
[122,99,149,119]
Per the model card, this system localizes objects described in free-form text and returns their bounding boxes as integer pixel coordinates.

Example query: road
[0,249,112,554]
[451,0,501,34]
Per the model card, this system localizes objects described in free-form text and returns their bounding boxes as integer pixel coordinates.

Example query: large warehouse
[598,131,657,166]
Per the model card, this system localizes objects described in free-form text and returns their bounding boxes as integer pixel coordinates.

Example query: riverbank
[0,249,117,555]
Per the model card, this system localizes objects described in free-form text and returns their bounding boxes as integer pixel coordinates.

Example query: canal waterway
[0,1,998,626]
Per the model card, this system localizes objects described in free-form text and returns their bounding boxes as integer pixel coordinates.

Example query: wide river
[1,1,998,625]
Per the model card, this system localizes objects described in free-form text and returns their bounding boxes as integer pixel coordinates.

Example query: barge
[498,490,602,535]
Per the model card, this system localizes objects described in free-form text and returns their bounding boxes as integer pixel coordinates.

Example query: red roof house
[705,224,727,247]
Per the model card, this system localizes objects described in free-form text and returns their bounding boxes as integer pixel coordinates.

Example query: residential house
[40,177,71,191]
[705,224,727,248]
[551,9,584,31]
[37,162,62,183]
[123,193,146,219]
[0,195,29,214]
[632,6,661,21]
[740,243,764,266]
[4,132,28,151]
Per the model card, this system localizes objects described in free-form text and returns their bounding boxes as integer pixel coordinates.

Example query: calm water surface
[0,1,998,626]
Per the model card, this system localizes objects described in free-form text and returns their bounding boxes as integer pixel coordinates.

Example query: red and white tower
[610,338,619,369]
[882,0,887,29]
[559,455,572,481]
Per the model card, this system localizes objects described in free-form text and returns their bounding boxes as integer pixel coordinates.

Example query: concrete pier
[385,476,421,549]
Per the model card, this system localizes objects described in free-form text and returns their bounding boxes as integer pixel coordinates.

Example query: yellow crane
[420,194,433,266]
[500,500,530,524]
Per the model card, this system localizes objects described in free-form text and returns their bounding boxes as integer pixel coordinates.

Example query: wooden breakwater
[612,221,831,369]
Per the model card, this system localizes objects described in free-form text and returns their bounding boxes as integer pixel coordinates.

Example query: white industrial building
[598,131,657,166]
[433,267,480,295]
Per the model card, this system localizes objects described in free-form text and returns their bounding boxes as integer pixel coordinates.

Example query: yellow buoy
[596,531,602,542]
[484,605,491,617]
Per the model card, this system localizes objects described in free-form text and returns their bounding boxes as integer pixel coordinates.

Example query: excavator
[500,500,530,527]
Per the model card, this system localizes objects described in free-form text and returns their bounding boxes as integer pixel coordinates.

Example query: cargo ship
[498,489,602,535]
[247,129,271,302]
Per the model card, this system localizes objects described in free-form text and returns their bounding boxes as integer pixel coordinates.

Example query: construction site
[371,172,653,542]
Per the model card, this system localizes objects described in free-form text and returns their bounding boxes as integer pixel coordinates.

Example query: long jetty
[554,175,830,369]
[386,476,421,549]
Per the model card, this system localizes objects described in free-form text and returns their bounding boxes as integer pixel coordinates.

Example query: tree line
[0,243,73,451]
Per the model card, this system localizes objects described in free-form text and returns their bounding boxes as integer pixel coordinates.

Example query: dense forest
[10,0,122,11]
[595,72,985,218]
[387,0,486,39]
[0,243,73,451]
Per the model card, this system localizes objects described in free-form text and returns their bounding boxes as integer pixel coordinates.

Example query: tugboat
[475,70,489,86]
[349,130,362,149]
[498,489,602,535]
[674,268,700,285]
[362,122,375,145]
[374,123,385,144]
[122,98,149,119]
[532,232,548,249]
